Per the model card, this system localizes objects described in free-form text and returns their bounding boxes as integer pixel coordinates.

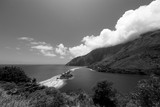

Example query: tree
[0,66,31,83]
[92,80,117,107]
[131,75,160,107]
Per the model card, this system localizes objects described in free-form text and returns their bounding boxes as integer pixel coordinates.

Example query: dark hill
[66,30,160,74]
[66,42,127,66]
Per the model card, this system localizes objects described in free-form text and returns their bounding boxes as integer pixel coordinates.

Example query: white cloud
[30,41,47,45]
[40,50,56,57]
[31,45,53,50]
[18,37,56,57]
[16,47,20,50]
[69,0,160,57]
[31,45,56,57]
[18,37,34,41]
[18,37,47,46]
[55,44,68,56]
[69,44,91,57]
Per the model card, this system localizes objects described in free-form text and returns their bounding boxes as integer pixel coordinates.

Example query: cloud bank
[69,0,160,57]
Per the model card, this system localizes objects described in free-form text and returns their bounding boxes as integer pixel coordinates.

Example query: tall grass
[0,89,31,107]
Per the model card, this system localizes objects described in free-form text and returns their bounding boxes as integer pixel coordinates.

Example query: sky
[0,0,155,64]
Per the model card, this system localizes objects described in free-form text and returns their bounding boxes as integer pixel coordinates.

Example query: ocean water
[19,65,74,82]
[18,65,147,94]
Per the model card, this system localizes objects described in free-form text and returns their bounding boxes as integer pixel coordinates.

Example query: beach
[39,67,81,89]
[39,74,65,89]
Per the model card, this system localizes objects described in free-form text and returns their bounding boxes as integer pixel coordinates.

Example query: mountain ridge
[66,29,160,75]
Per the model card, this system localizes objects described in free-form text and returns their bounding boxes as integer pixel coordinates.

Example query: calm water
[19,65,74,82]
[19,65,147,94]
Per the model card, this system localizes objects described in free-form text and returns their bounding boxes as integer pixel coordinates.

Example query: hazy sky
[0,0,152,64]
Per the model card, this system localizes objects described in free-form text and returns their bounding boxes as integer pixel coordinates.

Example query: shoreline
[39,67,82,89]
[39,74,66,89]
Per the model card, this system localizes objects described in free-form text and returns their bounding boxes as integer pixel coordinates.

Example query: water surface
[19,65,74,82]
[19,65,147,94]
[61,67,148,94]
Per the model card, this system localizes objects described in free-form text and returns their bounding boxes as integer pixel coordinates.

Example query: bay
[18,65,147,94]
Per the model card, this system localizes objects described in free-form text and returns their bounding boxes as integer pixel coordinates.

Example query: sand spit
[39,67,81,89]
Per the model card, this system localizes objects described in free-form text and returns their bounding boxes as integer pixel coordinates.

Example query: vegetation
[0,66,96,107]
[67,30,160,76]
[88,64,160,75]
[0,66,31,83]
[0,66,160,107]
[130,75,160,107]
[92,80,117,107]
[60,71,73,79]
[28,88,65,107]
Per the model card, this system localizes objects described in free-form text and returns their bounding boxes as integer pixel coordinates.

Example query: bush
[0,89,31,107]
[63,89,97,107]
[92,80,117,107]
[0,66,31,84]
[131,75,160,107]
[29,87,66,107]
[0,82,17,91]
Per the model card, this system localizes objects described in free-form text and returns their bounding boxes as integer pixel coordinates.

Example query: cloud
[55,44,68,56]
[30,41,47,45]
[18,37,47,46]
[31,45,56,57]
[16,47,20,50]
[69,44,90,57]
[69,0,160,57]
[31,45,53,50]
[18,37,34,41]
[39,49,56,57]
[18,37,56,57]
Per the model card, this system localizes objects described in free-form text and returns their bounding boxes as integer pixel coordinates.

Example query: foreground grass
[0,89,30,107]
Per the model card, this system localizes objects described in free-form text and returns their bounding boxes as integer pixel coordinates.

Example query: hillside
[66,30,160,74]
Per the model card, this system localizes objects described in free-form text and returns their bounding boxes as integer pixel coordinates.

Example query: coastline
[39,67,82,89]
[39,74,66,89]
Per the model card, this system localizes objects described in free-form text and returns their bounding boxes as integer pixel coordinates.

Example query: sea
[13,65,148,94]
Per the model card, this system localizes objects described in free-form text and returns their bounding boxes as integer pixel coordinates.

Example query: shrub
[0,82,17,91]
[0,89,31,107]
[29,87,66,107]
[92,80,117,107]
[0,66,31,84]
[131,75,160,107]
[63,89,97,107]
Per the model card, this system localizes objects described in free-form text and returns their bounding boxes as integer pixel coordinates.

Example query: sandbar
[39,67,81,89]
